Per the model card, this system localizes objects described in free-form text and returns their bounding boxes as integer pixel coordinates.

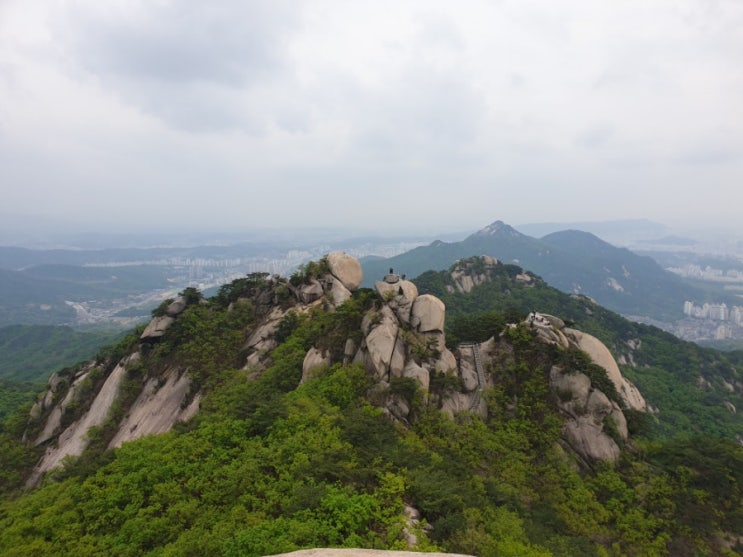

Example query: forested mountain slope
[0,325,120,382]
[362,220,711,320]
[0,254,740,556]
[416,257,743,442]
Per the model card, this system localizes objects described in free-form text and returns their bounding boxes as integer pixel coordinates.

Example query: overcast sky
[1,0,741,237]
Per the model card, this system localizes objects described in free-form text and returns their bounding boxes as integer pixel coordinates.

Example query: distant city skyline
[1,1,741,234]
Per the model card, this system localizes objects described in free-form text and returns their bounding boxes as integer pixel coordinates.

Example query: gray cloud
[56,1,298,132]
[66,1,297,85]
[1,0,742,234]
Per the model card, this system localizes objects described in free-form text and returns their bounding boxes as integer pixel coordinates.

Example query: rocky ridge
[25,253,647,486]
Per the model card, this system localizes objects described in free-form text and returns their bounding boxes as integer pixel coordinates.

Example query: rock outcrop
[449,255,498,292]
[108,366,200,449]
[410,294,446,333]
[139,296,189,341]
[326,251,363,291]
[26,253,649,488]
[140,315,175,341]
[27,353,139,486]
[562,327,647,412]
[521,311,645,462]
[550,365,627,462]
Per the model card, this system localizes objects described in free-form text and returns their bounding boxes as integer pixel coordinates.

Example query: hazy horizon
[1,1,741,234]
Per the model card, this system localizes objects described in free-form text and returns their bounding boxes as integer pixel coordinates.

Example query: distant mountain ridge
[361,220,711,320]
[515,218,669,243]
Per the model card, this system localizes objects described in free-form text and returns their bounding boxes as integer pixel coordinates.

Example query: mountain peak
[472,220,521,238]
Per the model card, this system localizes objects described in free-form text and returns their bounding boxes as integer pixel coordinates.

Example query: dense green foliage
[0,325,121,382]
[0,325,120,420]
[0,269,741,555]
[0,380,39,423]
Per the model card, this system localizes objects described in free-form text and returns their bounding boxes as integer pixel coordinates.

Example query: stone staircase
[460,342,485,411]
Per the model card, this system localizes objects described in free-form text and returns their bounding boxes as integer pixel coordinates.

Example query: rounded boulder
[326,252,363,291]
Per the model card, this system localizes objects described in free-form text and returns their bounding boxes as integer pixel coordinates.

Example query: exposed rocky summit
[527,311,644,462]
[326,251,363,291]
[25,252,648,490]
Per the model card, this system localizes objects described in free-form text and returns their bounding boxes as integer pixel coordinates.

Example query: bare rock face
[563,418,621,462]
[244,307,287,369]
[527,312,647,415]
[610,401,629,441]
[533,326,570,348]
[410,295,445,333]
[326,252,363,291]
[440,392,477,417]
[374,280,397,299]
[448,256,500,294]
[376,280,418,324]
[402,361,430,391]
[434,348,457,374]
[302,348,331,383]
[140,315,175,341]
[586,389,613,422]
[34,366,97,445]
[165,296,187,317]
[327,275,353,306]
[364,306,400,380]
[549,366,625,462]
[27,353,139,487]
[29,371,67,422]
[297,280,324,304]
[564,328,647,412]
[458,357,480,392]
[390,335,407,378]
[109,366,199,449]
[549,366,591,414]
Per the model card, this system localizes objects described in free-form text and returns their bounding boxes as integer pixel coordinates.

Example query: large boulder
[458,356,480,392]
[326,252,363,291]
[411,295,445,333]
[326,275,353,306]
[402,361,430,392]
[297,280,324,304]
[550,366,627,462]
[434,348,458,375]
[140,316,175,341]
[165,296,187,317]
[440,392,470,416]
[375,279,418,324]
[550,366,591,415]
[364,307,399,379]
[563,418,621,462]
[564,328,647,412]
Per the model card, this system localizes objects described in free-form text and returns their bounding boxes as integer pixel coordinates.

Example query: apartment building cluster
[683,301,743,325]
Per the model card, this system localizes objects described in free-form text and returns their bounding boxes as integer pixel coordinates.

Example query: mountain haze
[362,220,708,320]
